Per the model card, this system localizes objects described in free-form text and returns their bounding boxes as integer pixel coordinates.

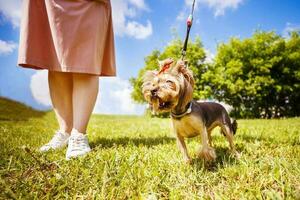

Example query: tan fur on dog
[142,58,239,164]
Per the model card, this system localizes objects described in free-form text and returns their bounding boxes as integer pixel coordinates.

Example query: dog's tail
[231,119,238,135]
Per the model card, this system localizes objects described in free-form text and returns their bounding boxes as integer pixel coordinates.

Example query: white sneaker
[66,129,91,160]
[39,131,70,152]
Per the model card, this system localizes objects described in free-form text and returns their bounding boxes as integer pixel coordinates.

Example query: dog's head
[142,58,194,113]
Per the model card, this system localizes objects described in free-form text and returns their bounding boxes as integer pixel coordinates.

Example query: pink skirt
[18,0,116,76]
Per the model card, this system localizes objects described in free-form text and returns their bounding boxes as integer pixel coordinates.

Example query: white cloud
[197,99,233,113]
[30,71,52,106]
[0,40,17,55]
[176,11,185,21]
[94,77,145,115]
[283,22,300,38]
[197,49,214,65]
[125,20,152,39]
[30,71,145,115]
[128,0,148,10]
[184,0,244,17]
[111,0,153,39]
[204,49,215,64]
[0,0,21,27]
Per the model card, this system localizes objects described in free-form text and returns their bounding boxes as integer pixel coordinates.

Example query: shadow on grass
[191,145,245,171]
[90,136,176,148]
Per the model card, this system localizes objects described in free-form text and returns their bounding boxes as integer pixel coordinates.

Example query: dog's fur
[142,59,239,163]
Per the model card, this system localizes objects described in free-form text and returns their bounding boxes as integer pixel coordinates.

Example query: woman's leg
[48,71,73,133]
[72,73,99,133]
[40,71,73,152]
[65,73,98,159]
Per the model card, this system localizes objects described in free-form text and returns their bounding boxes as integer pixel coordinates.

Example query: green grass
[0,97,300,199]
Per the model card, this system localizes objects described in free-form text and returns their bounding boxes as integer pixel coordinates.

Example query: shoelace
[68,135,87,151]
[46,132,66,147]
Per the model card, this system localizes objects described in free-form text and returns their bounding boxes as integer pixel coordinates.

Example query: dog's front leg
[176,134,191,164]
[198,127,216,162]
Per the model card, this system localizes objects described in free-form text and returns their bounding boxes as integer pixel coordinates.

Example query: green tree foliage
[205,31,300,118]
[130,37,208,104]
[131,31,300,118]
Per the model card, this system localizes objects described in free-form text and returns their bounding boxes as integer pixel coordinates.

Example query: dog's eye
[166,80,173,84]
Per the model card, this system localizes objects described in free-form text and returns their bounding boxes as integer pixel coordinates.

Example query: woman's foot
[40,131,70,152]
[66,129,91,160]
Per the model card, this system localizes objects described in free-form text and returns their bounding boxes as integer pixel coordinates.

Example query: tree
[204,31,300,118]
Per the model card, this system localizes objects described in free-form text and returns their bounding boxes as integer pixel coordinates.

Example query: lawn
[0,97,300,199]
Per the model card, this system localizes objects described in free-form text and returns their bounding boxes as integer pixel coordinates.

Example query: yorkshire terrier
[142,58,240,164]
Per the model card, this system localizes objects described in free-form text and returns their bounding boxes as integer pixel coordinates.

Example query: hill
[0,97,45,121]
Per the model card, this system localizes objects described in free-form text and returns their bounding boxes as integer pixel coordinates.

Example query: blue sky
[0,0,299,114]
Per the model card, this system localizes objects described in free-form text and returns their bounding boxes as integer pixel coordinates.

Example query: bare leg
[176,135,191,164]
[72,73,99,133]
[221,125,240,158]
[198,128,216,162]
[48,71,73,133]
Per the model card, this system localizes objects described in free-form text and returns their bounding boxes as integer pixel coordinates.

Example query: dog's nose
[151,89,158,96]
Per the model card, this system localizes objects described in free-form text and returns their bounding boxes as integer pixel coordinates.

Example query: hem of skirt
[18,59,116,77]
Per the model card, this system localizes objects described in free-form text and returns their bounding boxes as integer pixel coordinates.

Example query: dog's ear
[170,60,185,74]
[171,60,195,88]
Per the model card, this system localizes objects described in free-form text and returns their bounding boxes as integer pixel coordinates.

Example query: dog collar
[171,101,193,119]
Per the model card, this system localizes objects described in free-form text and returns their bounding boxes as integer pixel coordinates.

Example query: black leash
[181,0,196,60]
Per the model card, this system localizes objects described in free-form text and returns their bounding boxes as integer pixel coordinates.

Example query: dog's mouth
[149,97,173,112]
[159,100,172,109]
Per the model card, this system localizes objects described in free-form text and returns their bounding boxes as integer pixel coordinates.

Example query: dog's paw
[184,158,192,165]
[198,147,216,162]
[232,151,241,159]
